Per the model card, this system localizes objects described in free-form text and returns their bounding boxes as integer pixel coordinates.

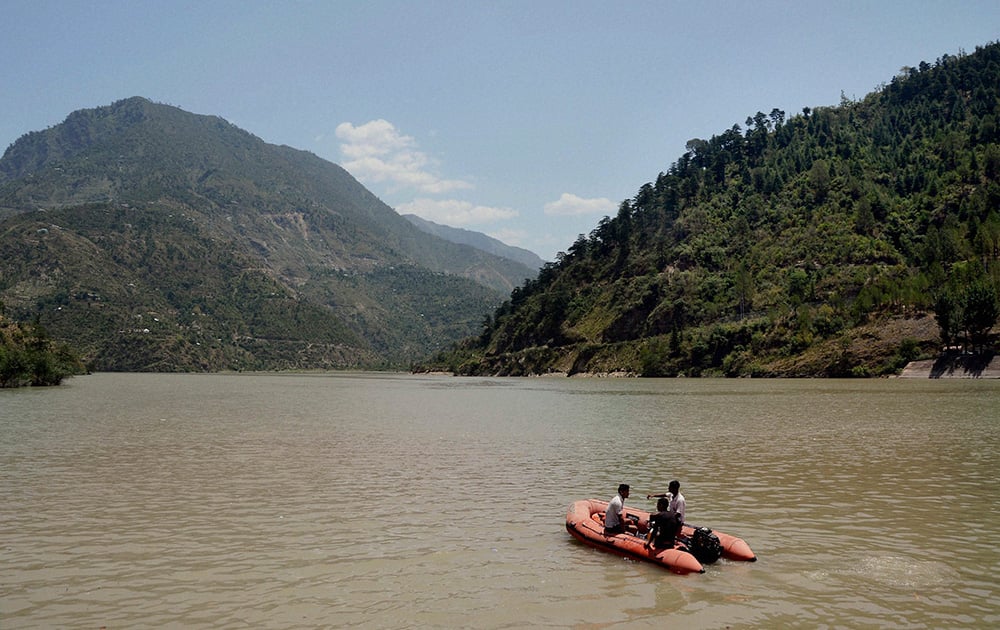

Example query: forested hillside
[0,97,535,371]
[420,43,1000,377]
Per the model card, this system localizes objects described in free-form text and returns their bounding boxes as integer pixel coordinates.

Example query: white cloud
[397,198,519,226]
[335,120,472,194]
[543,192,616,217]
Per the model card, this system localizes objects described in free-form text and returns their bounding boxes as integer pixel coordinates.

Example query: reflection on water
[2,374,998,628]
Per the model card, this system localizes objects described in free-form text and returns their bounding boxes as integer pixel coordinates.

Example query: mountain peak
[1,97,255,183]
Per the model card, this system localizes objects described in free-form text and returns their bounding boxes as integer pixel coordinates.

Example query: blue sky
[3,1,998,261]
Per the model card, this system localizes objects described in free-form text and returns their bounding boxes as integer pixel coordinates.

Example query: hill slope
[420,42,1000,377]
[0,97,535,370]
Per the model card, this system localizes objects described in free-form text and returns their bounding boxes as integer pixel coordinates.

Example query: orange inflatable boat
[565,499,756,574]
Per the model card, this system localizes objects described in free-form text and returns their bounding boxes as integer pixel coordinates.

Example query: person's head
[618,483,630,498]
[668,480,680,496]
[657,497,670,512]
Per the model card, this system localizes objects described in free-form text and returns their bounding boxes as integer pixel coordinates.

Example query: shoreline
[898,354,1000,379]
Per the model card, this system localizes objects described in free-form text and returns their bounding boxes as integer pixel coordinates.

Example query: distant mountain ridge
[0,97,536,370]
[403,214,545,269]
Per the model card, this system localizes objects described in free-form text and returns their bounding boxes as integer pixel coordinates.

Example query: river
[2,373,997,628]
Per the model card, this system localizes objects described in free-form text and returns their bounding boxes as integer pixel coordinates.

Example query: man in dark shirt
[645,497,682,550]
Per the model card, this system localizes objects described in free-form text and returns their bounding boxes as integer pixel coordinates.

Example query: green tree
[961,281,1000,349]
[808,159,831,203]
[934,292,959,347]
[735,263,754,319]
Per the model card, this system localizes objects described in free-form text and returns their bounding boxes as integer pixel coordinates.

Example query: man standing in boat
[647,480,686,524]
[604,484,630,535]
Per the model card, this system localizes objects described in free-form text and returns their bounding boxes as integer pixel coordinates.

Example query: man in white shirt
[604,484,630,535]
[646,479,686,524]
[666,480,686,523]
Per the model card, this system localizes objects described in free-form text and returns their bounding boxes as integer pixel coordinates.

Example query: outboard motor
[689,527,723,564]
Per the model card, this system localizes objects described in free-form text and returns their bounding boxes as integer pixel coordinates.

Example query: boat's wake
[844,554,960,590]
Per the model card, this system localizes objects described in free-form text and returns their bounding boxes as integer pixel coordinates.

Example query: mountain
[403,214,546,270]
[419,42,1000,377]
[0,97,536,371]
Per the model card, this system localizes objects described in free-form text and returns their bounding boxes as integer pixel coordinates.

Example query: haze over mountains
[403,214,545,270]
[0,97,537,370]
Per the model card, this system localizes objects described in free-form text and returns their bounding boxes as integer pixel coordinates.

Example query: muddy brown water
[2,373,997,628]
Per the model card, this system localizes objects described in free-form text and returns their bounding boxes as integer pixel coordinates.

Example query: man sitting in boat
[604,484,630,535]
[644,497,682,550]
